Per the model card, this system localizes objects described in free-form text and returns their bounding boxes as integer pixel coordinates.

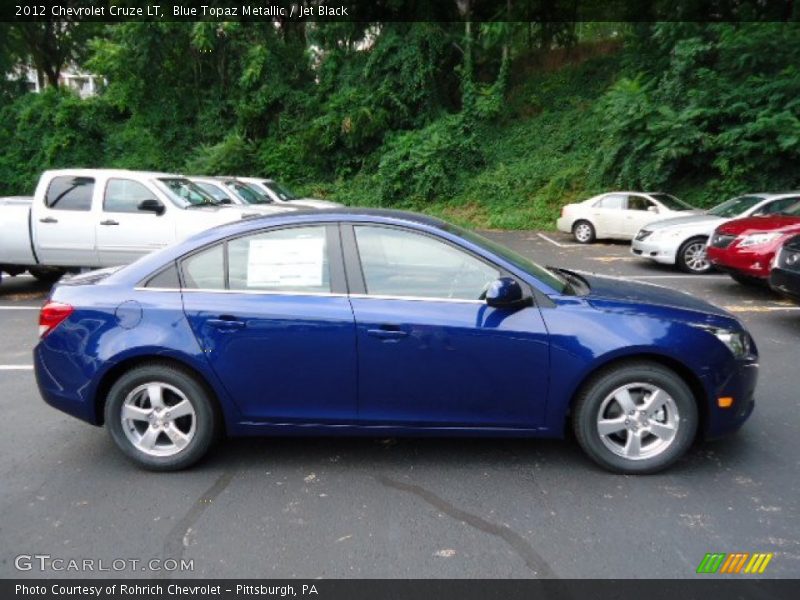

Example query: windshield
[649,193,694,211]
[157,178,219,207]
[444,224,570,294]
[226,181,272,204]
[263,180,298,201]
[195,182,231,203]
[707,195,763,218]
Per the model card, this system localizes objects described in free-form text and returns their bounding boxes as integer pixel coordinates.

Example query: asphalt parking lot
[1,231,799,579]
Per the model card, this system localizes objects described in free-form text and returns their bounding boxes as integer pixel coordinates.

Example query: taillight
[39,301,74,338]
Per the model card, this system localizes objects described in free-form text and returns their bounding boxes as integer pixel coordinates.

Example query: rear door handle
[367,325,409,340]
[100,219,119,226]
[207,317,246,331]
[39,217,58,224]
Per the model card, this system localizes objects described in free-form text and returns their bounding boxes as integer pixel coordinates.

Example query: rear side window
[144,263,180,289]
[182,244,225,290]
[595,194,625,210]
[758,197,800,215]
[45,176,94,211]
[627,195,655,211]
[104,178,155,213]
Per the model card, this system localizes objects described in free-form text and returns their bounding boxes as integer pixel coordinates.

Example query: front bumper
[702,355,758,439]
[706,245,774,279]
[769,267,800,302]
[630,237,679,265]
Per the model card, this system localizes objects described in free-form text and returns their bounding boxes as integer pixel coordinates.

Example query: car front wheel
[677,237,712,274]
[573,362,698,474]
[105,364,217,471]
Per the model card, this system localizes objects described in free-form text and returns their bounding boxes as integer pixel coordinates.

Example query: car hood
[716,214,800,236]
[644,213,723,231]
[575,271,735,323]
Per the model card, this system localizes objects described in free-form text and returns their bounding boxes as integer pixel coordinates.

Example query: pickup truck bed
[0,196,36,267]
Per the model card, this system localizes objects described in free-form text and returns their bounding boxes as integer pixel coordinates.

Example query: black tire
[572,220,596,244]
[28,267,65,284]
[676,237,712,274]
[572,361,698,474]
[731,273,767,287]
[104,363,218,471]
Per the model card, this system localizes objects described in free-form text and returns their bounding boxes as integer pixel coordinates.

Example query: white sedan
[556,192,699,243]
[631,192,800,274]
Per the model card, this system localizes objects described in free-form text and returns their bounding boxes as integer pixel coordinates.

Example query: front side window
[228,226,330,293]
[104,178,156,213]
[354,226,500,301]
[595,194,625,210]
[759,197,800,215]
[45,176,94,211]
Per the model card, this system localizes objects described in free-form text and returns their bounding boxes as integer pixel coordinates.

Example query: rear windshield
[649,193,693,211]
[707,195,763,218]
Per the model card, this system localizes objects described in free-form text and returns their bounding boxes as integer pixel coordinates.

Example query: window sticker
[246,236,325,288]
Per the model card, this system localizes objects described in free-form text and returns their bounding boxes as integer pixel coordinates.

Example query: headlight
[693,325,750,358]
[738,232,780,248]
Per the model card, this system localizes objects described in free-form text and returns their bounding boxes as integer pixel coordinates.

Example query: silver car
[631,193,800,273]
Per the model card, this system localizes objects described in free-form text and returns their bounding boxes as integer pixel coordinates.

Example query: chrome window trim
[133,286,485,304]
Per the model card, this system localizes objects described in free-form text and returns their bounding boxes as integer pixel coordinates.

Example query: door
[346,224,550,428]
[622,194,660,237]
[96,178,174,266]
[181,224,358,422]
[591,193,627,237]
[34,175,99,266]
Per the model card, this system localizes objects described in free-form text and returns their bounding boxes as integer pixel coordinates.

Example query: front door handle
[39,217,58,224]
[207,317,246,331]
[367,325,409,340]
[100,219,119,226]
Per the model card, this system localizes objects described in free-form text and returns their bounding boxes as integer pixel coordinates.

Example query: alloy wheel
[120,382,197,458]
[683,241,710,273]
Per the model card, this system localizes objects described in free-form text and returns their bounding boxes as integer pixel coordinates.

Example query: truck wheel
[572,361,698,474]
[29,267,65,284]
[676,237,712,274]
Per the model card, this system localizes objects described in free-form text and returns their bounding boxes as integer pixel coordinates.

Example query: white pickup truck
[0,169,278,284]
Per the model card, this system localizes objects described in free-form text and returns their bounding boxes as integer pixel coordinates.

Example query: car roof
[43,168,182,179]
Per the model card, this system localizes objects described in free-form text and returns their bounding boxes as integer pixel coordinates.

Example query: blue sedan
[34,209,758,473]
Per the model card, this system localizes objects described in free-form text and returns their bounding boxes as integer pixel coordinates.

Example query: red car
[707,199,800,285]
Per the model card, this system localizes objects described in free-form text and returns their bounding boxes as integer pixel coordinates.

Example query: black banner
[2,0,800,23]
[4,580,800,600]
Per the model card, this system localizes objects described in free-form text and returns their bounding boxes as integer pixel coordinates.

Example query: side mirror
[485,277,531,309]
[138,199,165,215]
[218,198,232,204]
[647,205,659,213]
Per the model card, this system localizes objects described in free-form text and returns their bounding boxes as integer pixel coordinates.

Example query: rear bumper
[555,216,573,234]
[702,356,758,439]
[34,344,102,425]
[630,238,678,265]
[769,267,800,302]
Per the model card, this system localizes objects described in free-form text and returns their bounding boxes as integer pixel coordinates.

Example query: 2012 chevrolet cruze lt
[35,209,758,473]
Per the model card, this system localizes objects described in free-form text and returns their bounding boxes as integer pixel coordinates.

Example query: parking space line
[537,233,583,248]
[0,365,34,370]
[627,275,729,280]
[723,305,800,313]
[0,306,40,310]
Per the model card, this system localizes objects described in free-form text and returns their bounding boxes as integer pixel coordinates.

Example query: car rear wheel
[573,362,698,474]
[572,220,596,244]
[105,364,217,471]
[677,237,712,274]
